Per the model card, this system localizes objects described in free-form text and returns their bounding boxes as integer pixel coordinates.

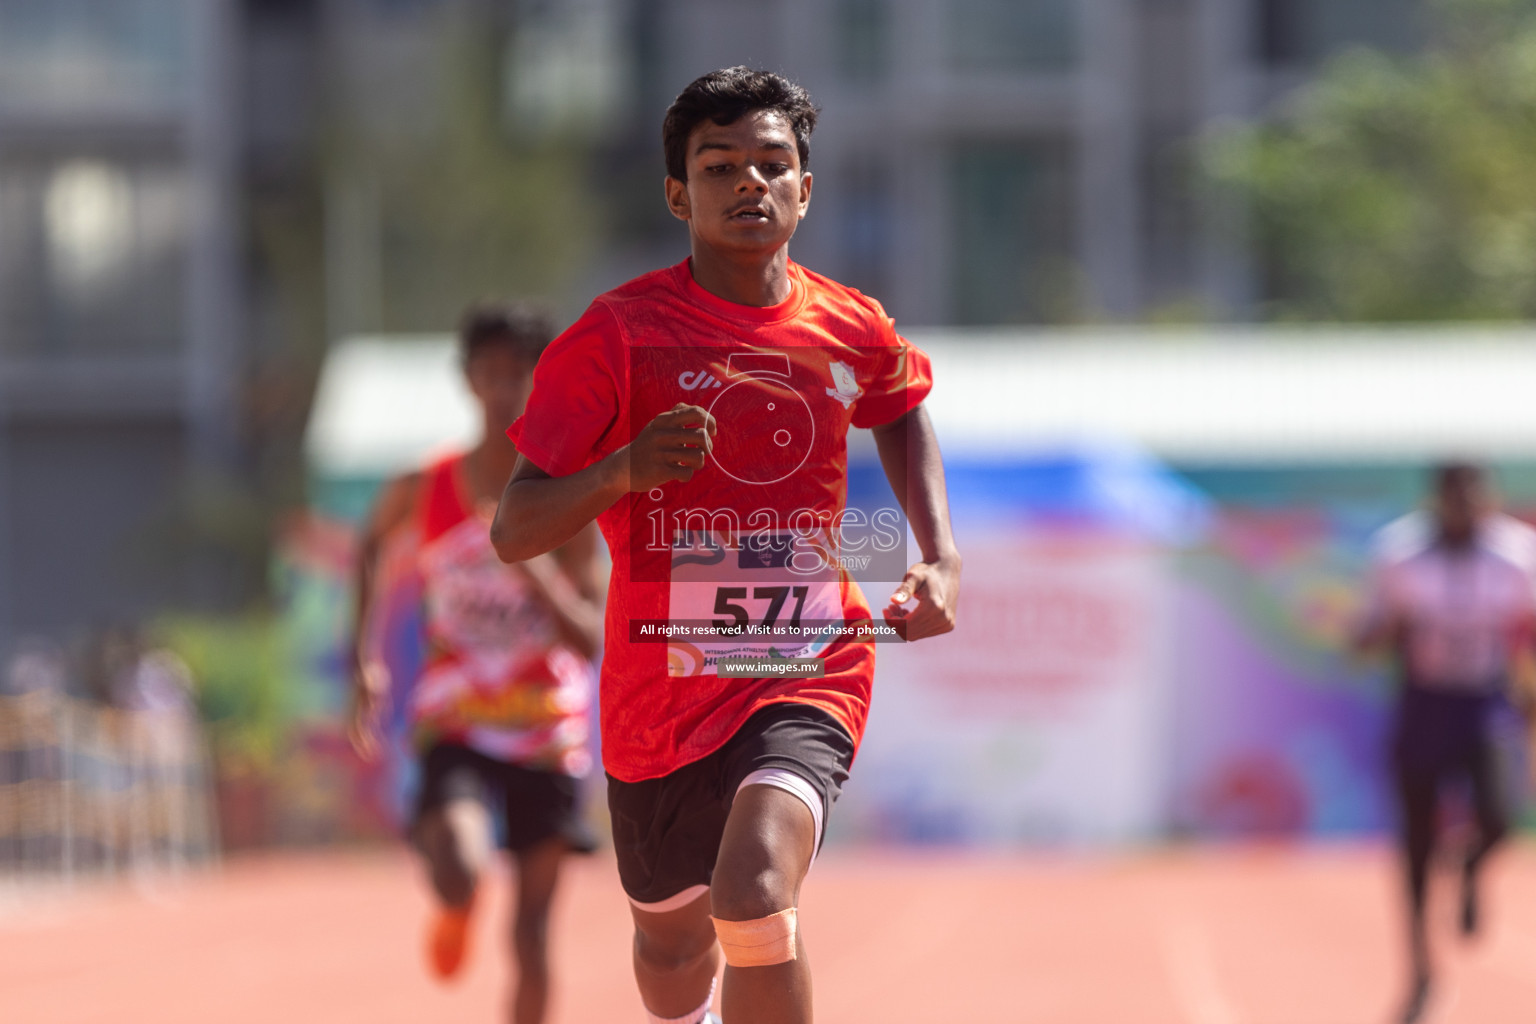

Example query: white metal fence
[0,690,219,884]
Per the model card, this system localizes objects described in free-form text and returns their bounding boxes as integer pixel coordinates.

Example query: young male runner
[492,67,961,1024]
[1355,461,1536,1024]
[348,303,604,1024]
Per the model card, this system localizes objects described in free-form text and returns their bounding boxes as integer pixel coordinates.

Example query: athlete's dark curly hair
[457,301,554,366]
[662,66,819,182]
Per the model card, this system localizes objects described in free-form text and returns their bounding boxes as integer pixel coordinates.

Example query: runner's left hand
[347,658,391,762]
[882,554,961,641]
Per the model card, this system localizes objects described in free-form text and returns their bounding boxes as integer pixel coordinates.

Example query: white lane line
[1480,925,1536,988]
[1158,916,1243,1024]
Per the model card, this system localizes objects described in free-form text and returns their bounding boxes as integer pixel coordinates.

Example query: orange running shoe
[427,900,475,980]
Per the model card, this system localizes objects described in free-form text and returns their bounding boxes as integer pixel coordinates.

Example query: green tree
[1209,0,1536,321]
[347,10,599,331]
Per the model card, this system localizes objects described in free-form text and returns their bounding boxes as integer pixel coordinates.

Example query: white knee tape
[711,907,798,968]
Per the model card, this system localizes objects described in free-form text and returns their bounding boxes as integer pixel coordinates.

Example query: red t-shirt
[409,454,592,774]
[508,259,933,782]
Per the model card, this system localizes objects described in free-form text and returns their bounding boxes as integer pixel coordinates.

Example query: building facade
[609,0,1423,325]
[0,0,242,649]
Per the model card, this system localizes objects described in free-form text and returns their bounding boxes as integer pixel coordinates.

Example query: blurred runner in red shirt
[349,304,604,1024]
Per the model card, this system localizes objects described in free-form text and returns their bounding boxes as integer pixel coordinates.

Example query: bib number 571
[711,585,809,631]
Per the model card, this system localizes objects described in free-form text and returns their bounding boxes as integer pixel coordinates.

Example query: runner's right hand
[347,658,391,762]
[624,403,717,490]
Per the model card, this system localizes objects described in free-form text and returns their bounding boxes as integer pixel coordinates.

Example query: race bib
[665,529,844,678]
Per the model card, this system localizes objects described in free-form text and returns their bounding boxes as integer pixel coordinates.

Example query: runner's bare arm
[1350,554,1404,658]
[1514,622,1536,787]
[491,403,717,562]
[870,404,961,641]
[514,522,607,659]
[1350,602,1403,658]
[347,471,421,758]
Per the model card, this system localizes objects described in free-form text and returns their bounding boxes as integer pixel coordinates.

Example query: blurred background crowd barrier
[0,638,218,885]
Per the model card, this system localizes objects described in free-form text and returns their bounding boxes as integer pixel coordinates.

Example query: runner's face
[666,109,811,256]
[1435,477,1490,542]
[464,344,534,431]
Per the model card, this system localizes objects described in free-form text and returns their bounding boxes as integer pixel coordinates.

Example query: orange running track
[3,840,1534,1023]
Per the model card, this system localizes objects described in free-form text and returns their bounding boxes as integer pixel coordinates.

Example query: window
[947,0,1078,74]
[361,0,440,17]
[840,157,891,299]
[836,0,888,86]
[0,0,193,113]
[950,141,1075,324]
[1140,134,1198,308]
[1255,0,1422,68]
[504,0,627,137]
[0,157,189,357]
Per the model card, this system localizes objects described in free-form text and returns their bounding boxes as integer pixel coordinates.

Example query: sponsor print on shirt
[419,515,558,666]
[411,511,590,771]
[412,658,591,774]
[664,529,844,677]
[411,650,586,729]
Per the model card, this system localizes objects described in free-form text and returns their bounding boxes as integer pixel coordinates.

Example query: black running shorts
[606,702,855,907]
[1390,686,1501,780]
[412,742,595,854]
